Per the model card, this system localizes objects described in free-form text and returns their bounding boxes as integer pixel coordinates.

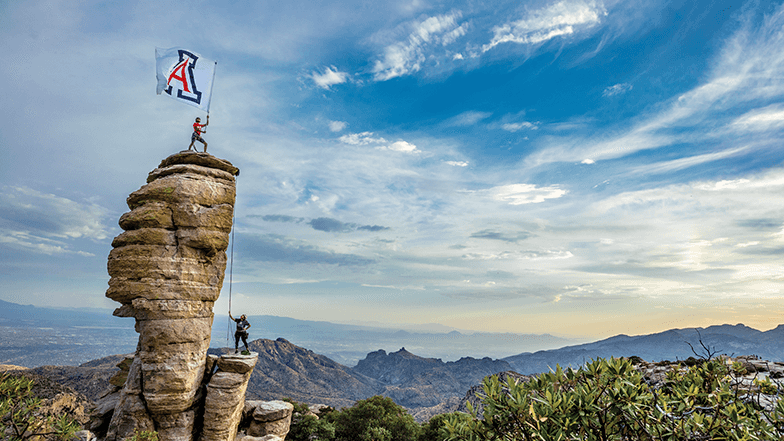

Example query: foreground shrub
[444,357,784,440]
[284,399,336,441]
[0,372,80,441]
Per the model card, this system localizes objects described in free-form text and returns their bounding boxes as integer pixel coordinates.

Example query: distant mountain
[0,299,123,328]
[503,324,784,374]
[214,338,381,409]
[220,314,577,365]
[208,338,512,413]
[0,298,579,367]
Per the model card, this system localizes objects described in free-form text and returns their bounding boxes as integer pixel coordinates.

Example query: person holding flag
[155,47,217,152]
[189,115,209,152]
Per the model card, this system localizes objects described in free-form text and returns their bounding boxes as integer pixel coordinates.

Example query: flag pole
[208,60,217,116]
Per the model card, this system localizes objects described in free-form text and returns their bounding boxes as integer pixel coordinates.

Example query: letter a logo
[164,50,202,105]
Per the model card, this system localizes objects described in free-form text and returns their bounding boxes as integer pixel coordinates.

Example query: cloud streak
[483,0,607,52]
[372,11,467,81]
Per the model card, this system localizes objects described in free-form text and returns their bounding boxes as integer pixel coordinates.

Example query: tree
[0,372,80,441]
[326,396,421,441]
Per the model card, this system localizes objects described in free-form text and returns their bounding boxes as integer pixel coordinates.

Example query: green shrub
[125,429,159,441]
[0,372,80,441]
[326,396,421,441]
[284,398,336,441]
[444,357,784,440]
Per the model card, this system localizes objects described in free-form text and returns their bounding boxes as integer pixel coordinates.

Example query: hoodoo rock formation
[100,152,256,441]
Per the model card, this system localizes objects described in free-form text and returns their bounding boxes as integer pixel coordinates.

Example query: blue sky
[2,0,784,339]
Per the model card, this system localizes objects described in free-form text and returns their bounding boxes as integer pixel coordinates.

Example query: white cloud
[329,120,348,132]
[446,161,468,167]
[385,141,419,153]
[483,0,606,52]
[373,11,466,81]
[312,66,349,89]
[0,231,94,256]
[629,147,749,176]
[488,183,567,205]
[338,132,388,145]
[602,82,632,97]
[0,186,109,241]
[447,111,492,126]
[581,159,595,164]
[732,104,784,132]
[502,121,537,132]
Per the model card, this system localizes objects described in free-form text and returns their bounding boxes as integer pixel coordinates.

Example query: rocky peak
[99,152,258,441]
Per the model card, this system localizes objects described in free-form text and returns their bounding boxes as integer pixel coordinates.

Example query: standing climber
[229,312,251,354]
[189,115,209,152]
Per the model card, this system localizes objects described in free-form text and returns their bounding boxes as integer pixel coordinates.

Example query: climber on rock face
[229,312,250,354]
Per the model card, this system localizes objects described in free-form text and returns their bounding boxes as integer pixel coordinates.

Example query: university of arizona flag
[156,47,216,112]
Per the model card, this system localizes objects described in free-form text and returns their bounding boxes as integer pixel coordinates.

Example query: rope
[227,176,237,347]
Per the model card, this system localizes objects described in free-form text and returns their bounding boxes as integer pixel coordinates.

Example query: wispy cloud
[628,147,749,176]
[0,186,109,241]
[732,104,784,132]
[240,233,376,266]
[470,229,532,243]
[259,214,304,223]
[501,121,538,132]
[446,111,492,127]
[312,66,349,89]
[602,82,632,97]
[483,0,606,53]
[486,184,567,205]
[446,161,469,167]
[309,217,390,233]
[528,3,784,166]
[329,120,348,132]
[339,132,388,145]
[373,11,467,81]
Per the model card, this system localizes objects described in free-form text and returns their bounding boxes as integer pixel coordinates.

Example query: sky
[1,0,784,340]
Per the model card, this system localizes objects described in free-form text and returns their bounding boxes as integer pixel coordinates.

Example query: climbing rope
[226,176,237,347]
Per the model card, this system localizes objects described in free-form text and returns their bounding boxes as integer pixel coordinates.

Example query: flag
[156,47,216,112]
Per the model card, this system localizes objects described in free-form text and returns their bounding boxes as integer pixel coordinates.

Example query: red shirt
[193,122,205,134]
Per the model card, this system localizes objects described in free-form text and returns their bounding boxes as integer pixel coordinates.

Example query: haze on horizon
[1,0,784,340]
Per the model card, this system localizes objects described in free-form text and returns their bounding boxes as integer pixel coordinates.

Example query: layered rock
[202,354,259,441]
[104,152,241,441]
[243,400,293,439]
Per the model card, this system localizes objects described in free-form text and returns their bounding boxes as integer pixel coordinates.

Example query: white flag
[156,47,216,112]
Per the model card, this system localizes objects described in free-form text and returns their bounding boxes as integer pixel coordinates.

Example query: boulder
[245,401,293,439]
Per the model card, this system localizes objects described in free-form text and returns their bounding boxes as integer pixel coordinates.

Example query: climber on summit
[229,312,251,354]
[189,115,209,152]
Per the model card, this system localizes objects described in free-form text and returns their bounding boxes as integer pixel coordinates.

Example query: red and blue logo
[164,50,202,106]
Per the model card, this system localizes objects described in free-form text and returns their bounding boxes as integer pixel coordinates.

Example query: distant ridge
[503,323,784,374]
[209,338,512,414]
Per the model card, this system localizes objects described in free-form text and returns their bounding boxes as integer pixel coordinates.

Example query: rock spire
[103,152,252,441]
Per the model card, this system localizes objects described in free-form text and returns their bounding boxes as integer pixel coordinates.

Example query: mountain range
[9,321,780,423]
[0,299,577,367]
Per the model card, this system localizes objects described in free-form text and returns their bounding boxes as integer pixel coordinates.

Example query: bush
[284,399,336,441]
[326,396,421,441]
[0,372,80,441]
[444,357,784,440]
[420,413,472,441]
